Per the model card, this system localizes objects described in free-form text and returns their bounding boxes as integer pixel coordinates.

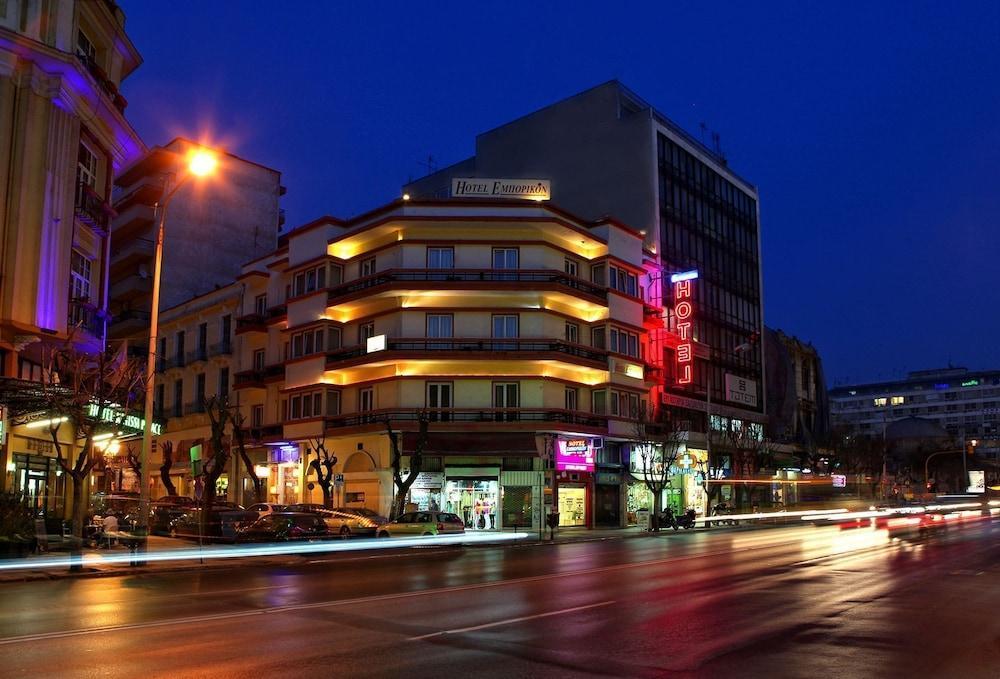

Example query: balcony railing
[75,182,114,232]
[325,408,608,430]
[186,348,208,364]
[235,305,287,333]
[184,401,206,415]
[68,300,107,339]
[76,53,127,113]
[325,338,608,367]
[113,309,151,327]
[233,364,285,388]
[209,341,233,357]
[327,269,608,304]
[250,423,284,441]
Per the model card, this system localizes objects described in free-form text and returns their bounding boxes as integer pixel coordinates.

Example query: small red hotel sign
[556,438,595,472]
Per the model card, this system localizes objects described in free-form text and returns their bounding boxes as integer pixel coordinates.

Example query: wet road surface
[1,520,998,678]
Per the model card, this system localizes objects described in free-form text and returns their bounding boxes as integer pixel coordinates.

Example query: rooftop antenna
[418,154,438,177]
[699,122,708,146]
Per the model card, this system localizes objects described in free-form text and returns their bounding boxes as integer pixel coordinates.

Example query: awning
[402,432,538,456]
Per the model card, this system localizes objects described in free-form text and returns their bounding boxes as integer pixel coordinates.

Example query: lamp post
[924,448,967,495]
[136,148,218,556]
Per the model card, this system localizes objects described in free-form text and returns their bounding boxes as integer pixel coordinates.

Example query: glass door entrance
[445,478,499,530]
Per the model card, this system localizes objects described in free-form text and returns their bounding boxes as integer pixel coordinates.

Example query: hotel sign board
[724,374,758,409]
[556,438,595,472]
[451,178,550,201]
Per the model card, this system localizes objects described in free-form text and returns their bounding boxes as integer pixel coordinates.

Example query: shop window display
[445,479,499,529]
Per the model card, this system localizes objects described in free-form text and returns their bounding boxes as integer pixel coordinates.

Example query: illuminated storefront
[555,437,596,528]
[444,474,499,530]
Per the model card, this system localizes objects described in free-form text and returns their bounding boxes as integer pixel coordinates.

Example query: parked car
[236,512,332,542]
[149,496,197,534]
[246,503,287,518]
[168,504,258,541]
[376,511,465,538]
[285,504,381,537]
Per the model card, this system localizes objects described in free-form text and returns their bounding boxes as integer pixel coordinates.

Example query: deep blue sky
[120,1,999,385]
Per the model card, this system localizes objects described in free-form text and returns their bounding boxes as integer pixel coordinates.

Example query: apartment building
[0,0,144,512]
[148,285,241,497]
[109,138,284,338]
[830,367,1000,457]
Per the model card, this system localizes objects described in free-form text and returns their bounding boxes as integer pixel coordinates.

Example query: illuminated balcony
[325,338,608,370]
[327,269,607,307]
[325,408,607,433]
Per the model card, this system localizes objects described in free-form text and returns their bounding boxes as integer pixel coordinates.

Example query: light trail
[0,532,531,573]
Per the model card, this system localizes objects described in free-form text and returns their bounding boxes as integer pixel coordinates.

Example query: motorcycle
[661,508,697,531]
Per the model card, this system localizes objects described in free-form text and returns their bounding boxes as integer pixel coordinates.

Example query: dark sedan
[168,504,258,541]
[236,512,332,542]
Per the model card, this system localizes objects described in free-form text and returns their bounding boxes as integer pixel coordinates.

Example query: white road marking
[408,600,616,641]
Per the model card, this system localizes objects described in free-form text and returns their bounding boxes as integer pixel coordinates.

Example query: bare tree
[307,438,337,508]
[630,404,684,531]
[386,412,429,520]
[230,406,264,504]
[125,443,142,489]
[717,416,771,509]
[39,342,145,553]
[159,440,178,496]
[201,395,233,514]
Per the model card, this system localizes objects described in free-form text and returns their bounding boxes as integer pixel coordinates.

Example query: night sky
[119,1,1000,385]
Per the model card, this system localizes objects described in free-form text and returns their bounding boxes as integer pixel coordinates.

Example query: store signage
[724,374,758,408]
[366,334,386,353]
[556,438,595,472]
[87,403,162,435]
[832,474,847,488]
[451,177,550,200]
[412,472,444,488]
[662,392,766,423]
[962,379,980,387]
[968,470,985,493]
[672,273,696,385]
[596,472,621,485]
[277,445,299,463]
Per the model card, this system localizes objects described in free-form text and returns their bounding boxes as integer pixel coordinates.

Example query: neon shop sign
[670,270,698,385]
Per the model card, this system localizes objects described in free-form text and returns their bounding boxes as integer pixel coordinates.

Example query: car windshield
[350,508,380,518]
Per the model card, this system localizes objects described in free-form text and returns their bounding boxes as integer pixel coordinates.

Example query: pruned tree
[631,404,683,531]
[386,411,429,520]
[307,438,337,508]
[38,341,146,553]
[230,406,264,504]
[125,443,142,488]
[159,440,178,496]
[717,416,771,509]
[201,395,233,514]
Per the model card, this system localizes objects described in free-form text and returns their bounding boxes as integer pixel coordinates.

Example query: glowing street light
[137,145,220,556]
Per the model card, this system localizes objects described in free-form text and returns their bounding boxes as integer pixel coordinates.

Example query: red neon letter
[674,280,691,300]
[676,321,691,340]
[677,343,692,362]
[678,363,693,384]
[675,301,692,320]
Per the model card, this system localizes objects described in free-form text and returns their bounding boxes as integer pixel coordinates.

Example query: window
[360,257,376,277]
[291,328,325,358]
[427,382,453,422]
[195,373,206,409]
[175,331,185,366]
[873,397,887,407]
[609,266,638,297]
[492,248,518,280]
[251,405,264,428]
[494,382,519,421]
[427,247,455,269]
[359,322,375,345]
[564,258,579,277]
[220,315,232,349]
[218,367,229,397]
[327,391,341,416]
[890,396,904,406]
[327,327,342,350]
[609,327,640,358]
[592,389,607,415]
[565,322,579,344]
[69,250,92,301]
[426,314,453,349]
[157,337,167,372]
[290,391,323,420]
[76,143,97,193]
[197,323,208,358]
[610,390,640,418]
[254,294,267,316]
[591,264,606,286]
[565,387,578,411]
[253,349,266,371]
[173,379,183,418]
[293,264,328,297]
[76,29,96,63]
[359,388,375,421]
[592,327,606,350]
[154,384,165,416]
[492,314,518,350]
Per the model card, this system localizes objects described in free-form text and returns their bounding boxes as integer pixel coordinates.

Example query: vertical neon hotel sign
[670,270,698,385]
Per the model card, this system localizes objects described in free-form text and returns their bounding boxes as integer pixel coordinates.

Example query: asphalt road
[1,520,998,679]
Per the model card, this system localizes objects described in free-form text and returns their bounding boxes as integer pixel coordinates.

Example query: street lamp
[136,146,219,552]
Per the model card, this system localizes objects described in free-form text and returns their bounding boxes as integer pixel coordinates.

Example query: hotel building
[0,0,144,513]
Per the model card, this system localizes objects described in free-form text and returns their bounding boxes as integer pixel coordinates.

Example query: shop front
[408,472,445,511]
[554,437,597,528]
[444,468,500,530]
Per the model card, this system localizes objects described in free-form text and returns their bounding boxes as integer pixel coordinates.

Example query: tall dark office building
[405,81,765,433]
